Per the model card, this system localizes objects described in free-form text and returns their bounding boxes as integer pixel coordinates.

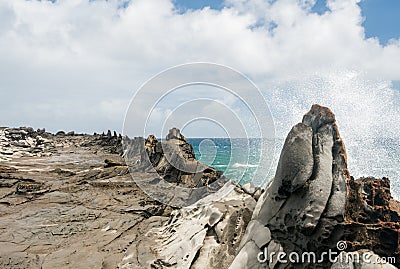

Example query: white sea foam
[231,163,259,168]
[262,71,400,199]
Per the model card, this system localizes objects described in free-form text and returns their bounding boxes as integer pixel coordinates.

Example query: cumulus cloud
[1,0,400,194]
[0,0,399,135]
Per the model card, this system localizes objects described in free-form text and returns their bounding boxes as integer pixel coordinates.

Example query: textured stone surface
[232,105,349,268]
[0,132,169,269]
[1,106,399,269]
[343,177,400,267]
[0,128,256,269]
[124,128,225,189]
[232,105,399,269]
[118,186,256,268]
[145,128,222,188]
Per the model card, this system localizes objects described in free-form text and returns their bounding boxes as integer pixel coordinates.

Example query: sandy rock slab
[0,141,169,269]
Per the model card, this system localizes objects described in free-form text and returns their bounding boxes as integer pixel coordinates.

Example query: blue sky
[174,0,224,10]
[176,0,400,45]
[358,0,400,44]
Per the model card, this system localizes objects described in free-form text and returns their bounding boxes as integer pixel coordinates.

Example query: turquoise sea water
[187,137,400,200]
[187,138,281,186]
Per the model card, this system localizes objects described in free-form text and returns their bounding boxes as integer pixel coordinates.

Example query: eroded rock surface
[0,130,168,269]
[232,105,399,269]
[343,177,400,266]
[1,106,399,269]
[143,128,224,188]
[0,127,54,161]
[118,184,256,268]
[0,127,123,162]
[0,127,255,269]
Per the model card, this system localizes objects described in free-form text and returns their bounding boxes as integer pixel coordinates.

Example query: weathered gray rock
[0,128,55,160]
[1,106,399,269]
[231,104,399,269]
[0,133,163,269]
[119,183,256,269]
[232,104,350,268]
[56,131,66,136]
[242,182,257,195]
[166,127,186,141]
[124,128,225,189]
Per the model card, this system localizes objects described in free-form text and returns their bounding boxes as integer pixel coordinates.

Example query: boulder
[242,182,256,195]
[37,128,45,134]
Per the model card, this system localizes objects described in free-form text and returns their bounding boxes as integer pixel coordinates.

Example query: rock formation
[0,127,55,161]
[343,176,400,266]
[0,127,123,162]
[0,126,257,269]
[0,105,399,269]
[118,183,256,268]
[124,128,224,188]
[82,130,123,154]
[231,104,399,268]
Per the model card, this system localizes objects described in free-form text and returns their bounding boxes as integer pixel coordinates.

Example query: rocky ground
[0,128,258,268]
[0,129,156,268]
[0,105,399,269]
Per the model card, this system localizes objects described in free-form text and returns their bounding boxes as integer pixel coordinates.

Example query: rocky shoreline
[0,105,399,268]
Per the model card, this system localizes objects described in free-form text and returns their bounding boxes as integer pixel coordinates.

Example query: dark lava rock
[104,159,126,168]
[343,176,400,266]
[50,168,76,177]
[81,131,123,154]
[165,127,186,141]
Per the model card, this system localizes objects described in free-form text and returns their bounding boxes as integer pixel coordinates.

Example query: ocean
[187,137,400,200]
[188,138,281,187]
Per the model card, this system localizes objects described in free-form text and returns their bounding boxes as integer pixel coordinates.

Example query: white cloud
[1,0,400,195]
[0,0,399,136]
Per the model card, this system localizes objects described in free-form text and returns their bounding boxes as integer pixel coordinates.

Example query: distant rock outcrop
[0,127,54,160]
[0,127,125,161]
[82,130,123,154]
[124,128,224,188]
